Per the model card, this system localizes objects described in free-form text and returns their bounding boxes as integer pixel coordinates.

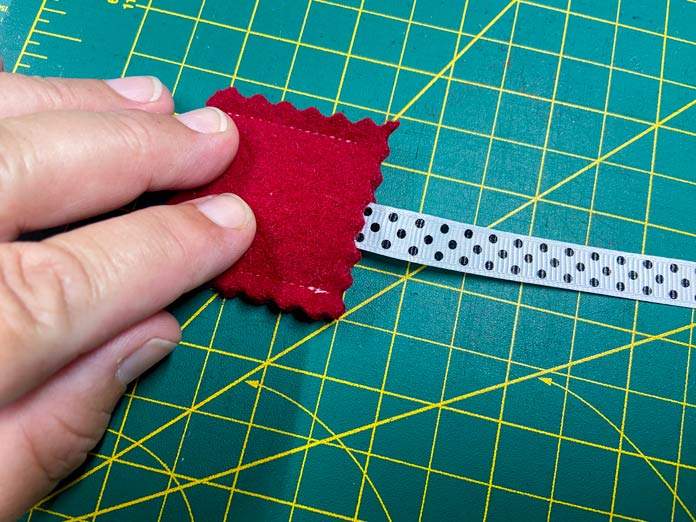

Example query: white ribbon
[358,204,696,309]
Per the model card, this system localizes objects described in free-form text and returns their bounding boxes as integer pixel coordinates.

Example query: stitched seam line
[230,113,357,145]
[235,271,334,296]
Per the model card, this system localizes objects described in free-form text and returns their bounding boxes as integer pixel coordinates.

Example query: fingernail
[194,193,253,229]
[176,107,229,133]
[116,338,176,387]
[106,76,163,103]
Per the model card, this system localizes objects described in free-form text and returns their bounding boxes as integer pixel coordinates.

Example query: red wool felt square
[171,88,398,320]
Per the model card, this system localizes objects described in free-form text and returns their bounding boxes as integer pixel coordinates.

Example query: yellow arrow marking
[540,378,695,521]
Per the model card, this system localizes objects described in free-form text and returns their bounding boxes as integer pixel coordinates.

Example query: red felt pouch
[171,88,398,320]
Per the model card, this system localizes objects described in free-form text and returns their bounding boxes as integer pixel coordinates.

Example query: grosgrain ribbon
[357,204,696,309]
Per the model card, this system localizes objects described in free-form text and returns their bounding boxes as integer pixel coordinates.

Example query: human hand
[0,63,255,519]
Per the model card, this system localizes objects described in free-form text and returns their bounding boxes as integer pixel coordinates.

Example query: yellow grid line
[610,3,673,520]
[547,0,623,518]
[22,51,47,59]
[418,152,473,521]
[227,0,260,90]
[169,0,208,96]
[352,234,410,517]
[382,0,417,121]
[287,319,340,521]
[482,2,536,519]
[121,0,152,77]
[361,0,470,517]
[417,5,486,514]
[224,312,282,515]
[279,0,314,102]
[157,297,225,518]
[672,308,694,521]
[366,2,477,516]
[32,29,80,42]
[330,0,366,114]
[181,293,218,331]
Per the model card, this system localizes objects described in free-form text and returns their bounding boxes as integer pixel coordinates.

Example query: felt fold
[171,88,398,320]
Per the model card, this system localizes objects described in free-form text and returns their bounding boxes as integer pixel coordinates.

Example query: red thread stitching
[230,113,357,145]
[236,271,333,296]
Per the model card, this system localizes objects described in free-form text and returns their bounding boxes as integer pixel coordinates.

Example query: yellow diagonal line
[487,98,696,228]
[540,378,695,521]
[66,322,695,518]
[31,507,83,521]
[180,293,217,331]
[392,0,519,121]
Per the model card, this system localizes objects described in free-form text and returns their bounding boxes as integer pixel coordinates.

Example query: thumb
[0,312,181,520]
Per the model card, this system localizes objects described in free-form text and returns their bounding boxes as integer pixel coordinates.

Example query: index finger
[0,107,239,240]
[0,73,174,117]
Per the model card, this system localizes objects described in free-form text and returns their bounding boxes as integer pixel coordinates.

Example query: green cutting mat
[3,0,696,520]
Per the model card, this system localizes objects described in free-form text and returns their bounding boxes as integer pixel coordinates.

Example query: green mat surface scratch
[2,0,696,520]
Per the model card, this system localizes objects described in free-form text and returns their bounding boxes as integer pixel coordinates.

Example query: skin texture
[0,64,256,520]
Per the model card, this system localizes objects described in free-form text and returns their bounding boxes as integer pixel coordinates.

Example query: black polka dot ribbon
[357,204,696,309]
